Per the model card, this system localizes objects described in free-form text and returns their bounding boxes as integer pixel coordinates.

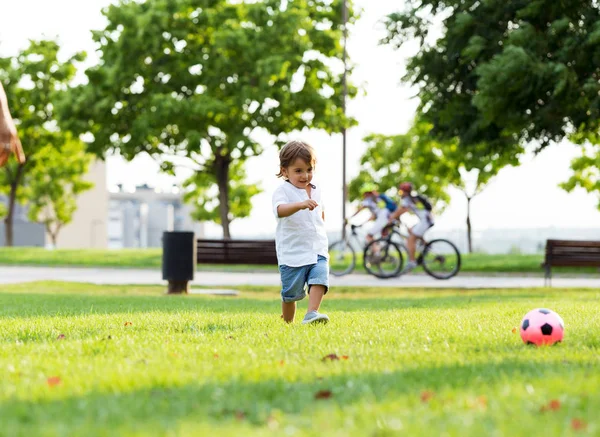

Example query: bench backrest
[196,239,278,265]
[545,239,600,267]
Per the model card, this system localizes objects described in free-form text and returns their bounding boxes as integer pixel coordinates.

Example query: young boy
[272,140,330,324]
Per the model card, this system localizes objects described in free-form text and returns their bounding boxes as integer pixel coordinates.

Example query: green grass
[1,282,599,436]
[1,247,598,275]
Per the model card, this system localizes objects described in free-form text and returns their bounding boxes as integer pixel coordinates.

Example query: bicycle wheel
[363,239,404,279]
[420,239,461,279]
[328,239,356,276]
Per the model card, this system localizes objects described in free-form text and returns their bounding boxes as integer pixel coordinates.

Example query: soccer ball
[520,308,564,346]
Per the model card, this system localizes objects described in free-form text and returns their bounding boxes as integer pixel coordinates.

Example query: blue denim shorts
[279,255,329,303]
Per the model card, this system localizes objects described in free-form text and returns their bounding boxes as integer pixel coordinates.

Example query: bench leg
[544,265,552,287]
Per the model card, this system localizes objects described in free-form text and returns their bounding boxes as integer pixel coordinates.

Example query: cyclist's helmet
[398,181,413,194]
[360,182,377,195]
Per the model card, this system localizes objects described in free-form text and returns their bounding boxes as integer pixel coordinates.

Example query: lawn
[1,247,598,275]
[1,282,599,436]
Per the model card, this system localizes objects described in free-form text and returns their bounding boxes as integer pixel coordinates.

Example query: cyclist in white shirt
[388,181,434,272]
[348,183,398,244]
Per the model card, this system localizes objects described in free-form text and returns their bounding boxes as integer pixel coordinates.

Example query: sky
[2,0,600,237]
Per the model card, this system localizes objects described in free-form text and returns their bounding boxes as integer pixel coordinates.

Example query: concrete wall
[52,160,108,249]
[0,221,45,246]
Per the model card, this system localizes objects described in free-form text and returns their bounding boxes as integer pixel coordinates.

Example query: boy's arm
[277,200,317,218]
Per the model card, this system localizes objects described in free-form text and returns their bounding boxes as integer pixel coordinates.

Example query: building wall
[51,160,108,249]
[108,185,204,248]
[0,221,45,246]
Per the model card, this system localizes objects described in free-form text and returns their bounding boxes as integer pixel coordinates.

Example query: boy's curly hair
[276,140,317,178]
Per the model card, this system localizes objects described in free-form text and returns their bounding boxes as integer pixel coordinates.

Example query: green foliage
[349,120,519,210]
[1,283,599,435]
[382,0,600,154]
[64,0,358,235]
[25,136,94,245]
[349,122,453,209]
[560,143,600,207]
[0,40,86,243]
[182,160,261,224]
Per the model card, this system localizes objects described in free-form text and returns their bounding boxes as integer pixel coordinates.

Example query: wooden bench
[196,239,278,265]
[542,239,600,286]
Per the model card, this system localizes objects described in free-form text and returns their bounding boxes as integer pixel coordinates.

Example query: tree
[64,0,358,239]
[348,122,456,207]
[382,0,600,156]
[0,40,85,246]
[350,121,519,252]
[560,143,600,207]
[25,136,94,246]
[182,159,261,227]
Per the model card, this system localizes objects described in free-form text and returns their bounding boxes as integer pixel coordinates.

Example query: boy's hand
[301,199,318,211]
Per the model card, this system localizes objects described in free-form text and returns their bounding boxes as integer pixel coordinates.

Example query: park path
[1,265,599,289]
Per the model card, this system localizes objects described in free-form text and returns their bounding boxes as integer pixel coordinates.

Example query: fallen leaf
[420,391,435,403]
[227,336,235,340]
[322,354,339,361]
[57,334,66,340]
[541,399,561,412]
[124,322,132,326]
[314,390,333,400]
[214,354,219,359]
[512,327,517,334]
[341,355,349,360]
[279,360,285,366]
[47,376,61,387]
[571,419,587,431]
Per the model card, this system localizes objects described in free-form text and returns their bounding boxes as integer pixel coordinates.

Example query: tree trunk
[47,223,61,248]
[4,163,25,247]
[215,154,231,239]
[466,195,473,254]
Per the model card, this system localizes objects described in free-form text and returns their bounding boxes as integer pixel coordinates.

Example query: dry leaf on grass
[46,376,61,387]
[315,390,333,400]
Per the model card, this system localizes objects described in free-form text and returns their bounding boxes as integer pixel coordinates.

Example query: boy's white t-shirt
[272,180,329,267]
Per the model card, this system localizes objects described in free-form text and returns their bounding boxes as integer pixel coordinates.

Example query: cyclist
[348,183,398,245]
[388,181,434,272]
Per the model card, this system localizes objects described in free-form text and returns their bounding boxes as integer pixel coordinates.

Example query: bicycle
[328,223,405,278]
[369,221,461,279]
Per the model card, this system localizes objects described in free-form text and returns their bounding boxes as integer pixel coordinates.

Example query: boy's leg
[279,264,307,323]
[307,285,326,312]
[303,256,330,324]
[282,301,296,323]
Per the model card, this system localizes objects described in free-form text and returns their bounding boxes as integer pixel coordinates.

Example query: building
[53,160,108,249]
[1,161,204,249]
[107,184,204,249]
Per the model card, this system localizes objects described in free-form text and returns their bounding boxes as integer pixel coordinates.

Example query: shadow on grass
[0,358,596,435]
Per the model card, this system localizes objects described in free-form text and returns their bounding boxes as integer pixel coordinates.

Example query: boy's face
[281,158,313,190]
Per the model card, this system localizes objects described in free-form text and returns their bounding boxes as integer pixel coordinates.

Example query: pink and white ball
[520,308,564,346]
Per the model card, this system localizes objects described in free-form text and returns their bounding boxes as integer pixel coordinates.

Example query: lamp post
[341,0,348,240]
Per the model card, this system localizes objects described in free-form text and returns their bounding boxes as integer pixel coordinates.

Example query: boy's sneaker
[402,260,418,273]
[302,310,330,325]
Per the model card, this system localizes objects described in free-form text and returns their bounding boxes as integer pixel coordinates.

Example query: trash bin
[162,231,196,294]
